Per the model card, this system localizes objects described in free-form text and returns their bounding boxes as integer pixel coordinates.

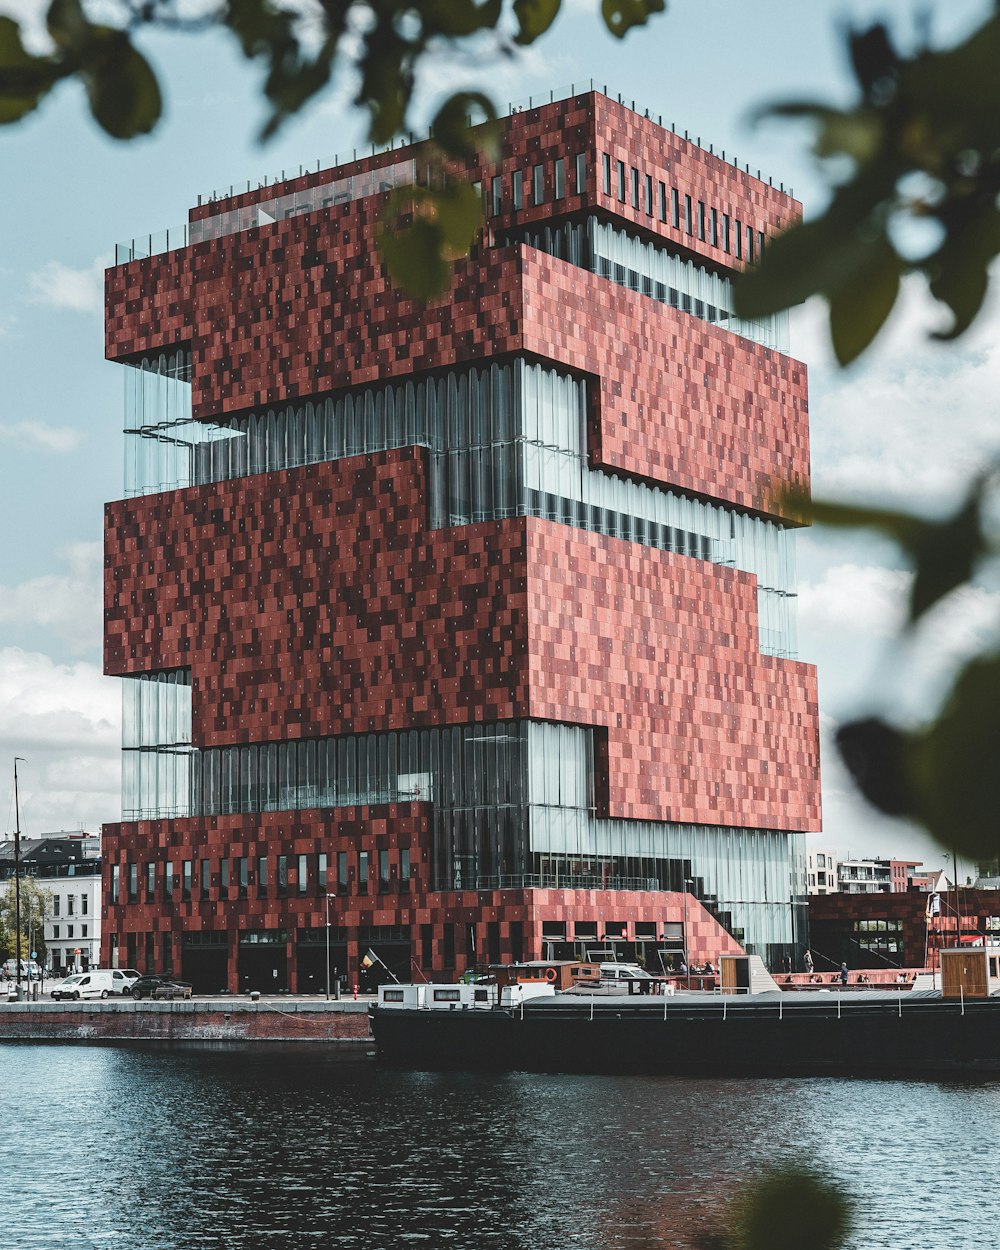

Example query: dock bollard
[249,990,260,1002]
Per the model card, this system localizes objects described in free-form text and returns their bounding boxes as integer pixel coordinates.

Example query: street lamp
[683,877,694,990]
[13,758,26,1001]
[324,894,340,1001]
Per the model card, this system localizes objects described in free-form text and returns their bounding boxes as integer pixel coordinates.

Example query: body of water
[0,1044,995,1249]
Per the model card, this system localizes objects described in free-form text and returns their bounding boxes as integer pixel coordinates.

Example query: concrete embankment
[0,998,373,1045]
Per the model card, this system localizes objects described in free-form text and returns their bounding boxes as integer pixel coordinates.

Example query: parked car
[152,980,193,1001]
[50,970,119,1000]
[130,975,192,1001]
[114,968,141,995]
[3,958,40,980]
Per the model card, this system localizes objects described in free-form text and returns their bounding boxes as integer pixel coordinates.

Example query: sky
[0,0,997,878]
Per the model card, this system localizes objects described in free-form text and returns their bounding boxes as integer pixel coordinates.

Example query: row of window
[111,850,413,904]
[51,894,89,917]
[49,924,89,939]
[486,149,769,262]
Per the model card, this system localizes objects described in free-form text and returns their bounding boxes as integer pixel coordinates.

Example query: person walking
[804,949,814,974]
[840,962,849,986]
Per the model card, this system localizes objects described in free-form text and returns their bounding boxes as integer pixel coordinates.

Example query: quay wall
[0,999,372,1045]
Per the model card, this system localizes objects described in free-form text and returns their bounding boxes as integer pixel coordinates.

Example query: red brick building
[102,89,820,991]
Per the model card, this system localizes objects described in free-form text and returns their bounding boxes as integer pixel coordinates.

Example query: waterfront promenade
[0,996,372,1044]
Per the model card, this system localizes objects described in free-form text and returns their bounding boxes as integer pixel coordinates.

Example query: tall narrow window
[575,152,586,193]
[237,856,248,899]
[182,860,192,901]
[512,170,523,211]
[257,855,268,898]
[630,167,639,208]
[221,859,230,892]
[658,181,667,222]
[746,224,754,261]
[533,163,544,205]
[379,849,390,893]
[165,861,174,901]
[338,851,348,895]
[684,194,693,235]
[698,201,706,241]
[644,174,653,216]
[671,187,680,228]
[490,174,502,216]
[200,858,210,893]
[359,851,370,894]
[735,219,743,259]
[111,866,120,903]
[758,229,765,258]
[722,213,731,253]
[146,862,156,901]
[602,153,611,194]
[298,854,308,895]
[400,849,411,893]
[554,157,565,199]
[710,207,718,247]
[318,852,328,893]
[616,160,626,202]
[127,865,137,903]
[277,855,288,898]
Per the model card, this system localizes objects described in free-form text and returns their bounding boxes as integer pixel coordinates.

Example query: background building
[0,832,102,974]
[808,853,925,895]
[102,88,820,991]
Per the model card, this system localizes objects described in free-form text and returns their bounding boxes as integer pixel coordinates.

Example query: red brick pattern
[105,450,819,830]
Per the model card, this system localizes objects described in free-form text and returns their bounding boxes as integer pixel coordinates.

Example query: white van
[50,970,119,1001]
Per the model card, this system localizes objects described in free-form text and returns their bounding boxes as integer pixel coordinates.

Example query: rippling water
[0,1044,996,1250]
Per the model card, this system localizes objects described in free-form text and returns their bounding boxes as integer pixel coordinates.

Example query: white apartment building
[807,850,839,895]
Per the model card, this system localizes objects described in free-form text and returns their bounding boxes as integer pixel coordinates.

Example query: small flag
[927,892,941,918]
[361,949,378,970]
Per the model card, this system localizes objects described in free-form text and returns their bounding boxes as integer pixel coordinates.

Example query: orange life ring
[544,967,558,983]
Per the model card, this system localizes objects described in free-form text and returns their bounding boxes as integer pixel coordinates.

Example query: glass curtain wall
[122,356,797,656]
[507,216,790,354]
[124,716,801,950]
[121,669,193,820]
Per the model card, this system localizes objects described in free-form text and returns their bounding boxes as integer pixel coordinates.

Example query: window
[337,851,348,895]
[671,187,680,228]
[722,213,731,252]
[616,160,626,203]
[490,174,502,216]
[746,224,754,261]
[318,852,328,893]
[277,855,288,898]
[684,194,693,235]
[67,925,74,940]
[182,860,192,901]
[602,153,611,195]
[644,174,653,216]
[400,848,411,893]
[298,854,308,895]
[554,157,564,199]
[698,200,706,241]
[237,856,248,899]
[817,854,826,868]
[52,925,60,939]
[383,989,405,1002]
[575,152,586,193]
[433,988,461,1002]
[221,858,230,891]
[68,894,75,916]
[512,170,523,211]
[82,924,88,938]
[257,855,268,898]
[710,207,718,247]
[201,859,210,892]
[735,219,743,258]
[165,861,175,900]
[658,181,666,222]
[379,850,390,893]
[127,865,137,903]
[758,229,765,258]
[533,163,544,205]
[146,862,156,900]
[630,167,639,208]
[359,851,369,894]
[107,873,115,907]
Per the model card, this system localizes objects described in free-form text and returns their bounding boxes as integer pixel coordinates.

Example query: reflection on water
[0,1044,996,1250]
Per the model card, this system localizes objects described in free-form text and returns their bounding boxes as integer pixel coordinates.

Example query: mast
[13,758,25,998]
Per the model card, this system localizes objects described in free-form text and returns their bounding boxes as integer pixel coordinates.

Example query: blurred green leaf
[81,32,161,139]
[0,17,60,124]
[513,0,562,45]
[421,0,503,38]
[735,1168,851,1250]
[836,718,915,819]
[828,235,901,364]
[912,652,1000,859]
[908,490,983,623]
[380,215,452,301]
[431,179,483,251]
[379,180,483,299]
[601,0,666,41]
[431,91,499,160]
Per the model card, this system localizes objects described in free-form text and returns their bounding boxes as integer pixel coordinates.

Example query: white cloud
[799,562,910,643]
[28,256,108,315]
[0,420,82,453]
[0,542,103,655]
[0,647,120,837]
